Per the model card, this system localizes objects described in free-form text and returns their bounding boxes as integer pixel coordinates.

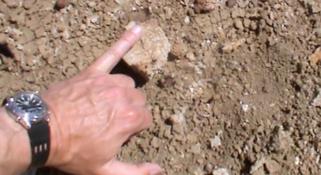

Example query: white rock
[168,113,185,125]
[212,168,229,175]
[210,136,221,148]
[250,157,266,174]
[294,156,300,165]
[240,101,249,112]
[312,89,321,107]
[184,16,191,24]
[123,20,171,79]
[194,167,205,175]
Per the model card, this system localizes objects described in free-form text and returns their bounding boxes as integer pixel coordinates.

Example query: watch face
[5,92,48,128]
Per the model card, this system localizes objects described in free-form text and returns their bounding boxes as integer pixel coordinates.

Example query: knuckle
[113,74,135,87]
[122,75,135,86]
[109,87,126,97]
[122,109,144,130]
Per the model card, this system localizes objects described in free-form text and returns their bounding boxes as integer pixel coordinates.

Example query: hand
[41,24,163,175]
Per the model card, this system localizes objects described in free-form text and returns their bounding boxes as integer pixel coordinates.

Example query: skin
[0,24,163,175]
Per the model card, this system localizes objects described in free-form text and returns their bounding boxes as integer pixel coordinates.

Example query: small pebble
[55,0,69,10]
[226,0,237,8]
[212,168,229,175]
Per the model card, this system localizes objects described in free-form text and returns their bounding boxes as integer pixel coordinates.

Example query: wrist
[42,94,68,168]
[0,108,31,174]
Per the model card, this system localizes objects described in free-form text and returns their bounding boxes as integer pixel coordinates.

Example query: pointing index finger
[88,24,143,73]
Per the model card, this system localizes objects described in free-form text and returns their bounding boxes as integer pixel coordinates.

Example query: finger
[97,160,163,175]
[93,74,136,88]
[107,74,136,88]
[87,24,143,73]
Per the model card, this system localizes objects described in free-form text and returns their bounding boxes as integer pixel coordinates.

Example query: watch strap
[28,121,50,167]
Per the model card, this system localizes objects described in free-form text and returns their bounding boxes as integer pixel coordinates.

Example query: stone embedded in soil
[55,0,69,10]
[204,163,214,173]
[210,136,222,148]
[264,159,281,174]
[221,39,246,53]
[250,157,266,174]
[212,168,229,175]
[123,20,171,79]
[306,1,321,13]
[194,0,216,13]
[150,137,160,148]
[193,167,205,175]
[251,167,265,175]
[23,0,35,9]
[309,47,321,65]
[168,113,185,125]
[312,89,321,107]
[226,0,237,8]
[3,0,20,8]
[268,126,293,153]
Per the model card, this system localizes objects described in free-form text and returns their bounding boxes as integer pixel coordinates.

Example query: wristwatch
[4,91,50,168]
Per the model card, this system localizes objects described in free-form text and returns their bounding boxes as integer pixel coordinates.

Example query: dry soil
[1,0,321,175]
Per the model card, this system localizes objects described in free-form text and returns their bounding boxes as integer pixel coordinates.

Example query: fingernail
[126,21,142,34]
[130,24,142,35]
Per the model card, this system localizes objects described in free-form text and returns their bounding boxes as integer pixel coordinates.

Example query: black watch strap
[28,121,50,167]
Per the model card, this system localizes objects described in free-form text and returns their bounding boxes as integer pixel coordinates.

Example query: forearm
[0,108,30,175]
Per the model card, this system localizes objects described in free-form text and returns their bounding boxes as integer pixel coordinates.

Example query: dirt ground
[1,0,321,174]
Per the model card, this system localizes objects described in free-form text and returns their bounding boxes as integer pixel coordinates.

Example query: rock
[226,0,237,8]
[269,126,293,152]
[194,0,216,13]
[250,157,266,174]
[306,1,321,13]
[264,159,281,174]
[312,89,321,107]
[309,47,321,65]
[234,19,244,30]
[251,167,265,175]
[87,1,96,7]
[184,16,191,24]
[204,163,214,173]
[191,143,201,154]
[170,38,188,59]
[115,0,129,6]
[23,0,35,9]
[55,0,69,10]
[221,39,246,53]
[150,137,160,148]
[168,113,185,125]
[123,20,171,80]
[212,168,229,175]
[294,156,300,165]
[186,51,196,61]
[3,0,20,8]
[240,101,249,112]
[210,136,222,148]
[193,167,205,175]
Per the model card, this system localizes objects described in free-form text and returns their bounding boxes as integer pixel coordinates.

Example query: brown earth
[1,0,321,175]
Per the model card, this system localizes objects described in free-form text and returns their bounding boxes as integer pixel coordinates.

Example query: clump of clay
[309,47,321,65]
[194,0,216,13]
[221,38,246,53]
[123,20,171,80]
[55,0,69,10]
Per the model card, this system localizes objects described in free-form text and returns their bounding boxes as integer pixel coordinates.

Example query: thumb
[98,160,163,175]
